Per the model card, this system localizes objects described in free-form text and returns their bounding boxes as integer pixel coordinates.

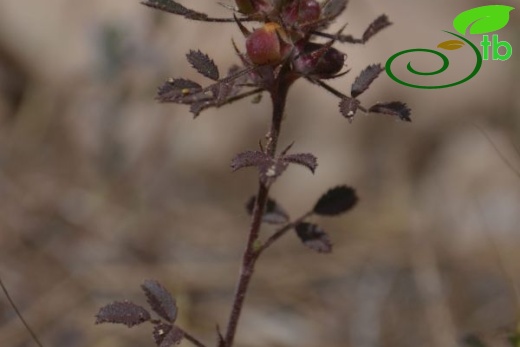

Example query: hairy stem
[180,329,208,347]
[224,80,290,347]
[256,211,313,257]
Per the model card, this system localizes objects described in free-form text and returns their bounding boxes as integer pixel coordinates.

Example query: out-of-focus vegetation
[1,1,519,347]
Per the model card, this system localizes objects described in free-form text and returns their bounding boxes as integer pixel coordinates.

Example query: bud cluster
[147,0,410,122]
[239,0,344,79]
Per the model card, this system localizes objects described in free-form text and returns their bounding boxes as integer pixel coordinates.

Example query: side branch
[255,211,313,257]
[180,329,208,347]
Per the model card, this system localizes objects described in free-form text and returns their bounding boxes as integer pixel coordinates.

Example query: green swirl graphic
[385,31,482,89]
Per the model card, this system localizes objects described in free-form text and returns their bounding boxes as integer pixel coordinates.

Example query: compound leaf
[156,78,203,102]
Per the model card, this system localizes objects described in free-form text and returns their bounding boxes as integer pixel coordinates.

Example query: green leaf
[453,5,515,35]
[437,40,465,50]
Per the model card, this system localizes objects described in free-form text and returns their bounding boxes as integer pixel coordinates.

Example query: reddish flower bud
[293,42,346,78]
[282,0,321,25]
[246,23,289,65]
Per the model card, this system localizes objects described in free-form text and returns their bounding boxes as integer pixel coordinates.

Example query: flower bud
[282,0,321,25]
[246,23,288,65]
[293,42,345,78]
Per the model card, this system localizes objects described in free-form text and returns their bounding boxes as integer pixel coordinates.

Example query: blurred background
[1,1,519,347]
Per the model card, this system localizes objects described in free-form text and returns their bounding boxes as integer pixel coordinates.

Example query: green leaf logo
[453,5,515,35]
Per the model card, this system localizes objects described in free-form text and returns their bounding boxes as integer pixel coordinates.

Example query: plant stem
[224,80,290,347]
[223,183,268,347]
[255,211,313,257]
[180,329,208,347]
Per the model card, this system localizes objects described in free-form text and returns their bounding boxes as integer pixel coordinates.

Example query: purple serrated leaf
[246,196,289,224]
[295,223,332,253]
[190,102,206,117]
[351,64,383,98]
[314,185,358,216]
[230,150,269,172]
[141,0,190,15]
[95,301,151,327]
[153,324,184,347]
[368,101,411,122]
[141,280,177,323]
[186,50,220,81]
[282,153,318,174]
[156,78,203,103]
[141,0,209,21]
[153,323,173,346]
[168,78,202,90]
[339,97,360,121]
[362,15,392,42]
[190,100,214,117]
[231,152,287,184]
